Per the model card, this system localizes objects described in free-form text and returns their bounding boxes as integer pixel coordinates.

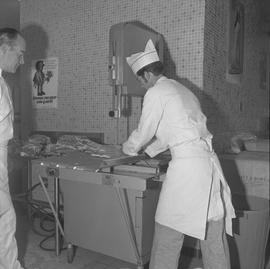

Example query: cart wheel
[67,243,74,263]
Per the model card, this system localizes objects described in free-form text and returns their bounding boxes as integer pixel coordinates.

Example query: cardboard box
[219,151,269,199]
[244,139,269,153]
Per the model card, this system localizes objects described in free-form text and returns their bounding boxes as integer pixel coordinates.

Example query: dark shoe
[41,91,46,95]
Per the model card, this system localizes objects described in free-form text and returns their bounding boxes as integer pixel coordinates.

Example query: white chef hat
[126,39,160,74]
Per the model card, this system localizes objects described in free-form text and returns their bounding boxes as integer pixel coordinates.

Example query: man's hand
[122,141,138,156]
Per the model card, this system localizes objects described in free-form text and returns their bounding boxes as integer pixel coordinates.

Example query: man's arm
[122,89,163,156]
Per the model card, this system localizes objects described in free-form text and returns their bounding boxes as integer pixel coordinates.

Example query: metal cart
[32,151,168,268]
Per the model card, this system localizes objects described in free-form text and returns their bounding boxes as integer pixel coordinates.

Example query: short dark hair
[35,60,44,70]
[137,61,164,77]
[0,28,21,48]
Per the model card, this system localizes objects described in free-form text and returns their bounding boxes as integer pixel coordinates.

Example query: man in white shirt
[122,39,235,269]
[0,28,26,269]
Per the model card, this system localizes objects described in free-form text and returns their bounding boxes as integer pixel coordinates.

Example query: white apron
[122,76,235,240]
[155,140,235,240]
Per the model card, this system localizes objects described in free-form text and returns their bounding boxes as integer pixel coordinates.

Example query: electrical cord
[39,234,55,252]
[17,182,66,252]
[12,182,42,200]
[40,214,55,233]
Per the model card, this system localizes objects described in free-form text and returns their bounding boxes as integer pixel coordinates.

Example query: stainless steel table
[32,150,168,268]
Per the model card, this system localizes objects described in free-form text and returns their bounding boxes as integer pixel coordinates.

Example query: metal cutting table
[31,150,168,268]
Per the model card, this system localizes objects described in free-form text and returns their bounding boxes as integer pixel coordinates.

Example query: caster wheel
[67,243,74,263]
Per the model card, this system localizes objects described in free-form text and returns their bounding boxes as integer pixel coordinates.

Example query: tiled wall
[20,0,268,151]
[203,0,269,152]
[20,0,205,144]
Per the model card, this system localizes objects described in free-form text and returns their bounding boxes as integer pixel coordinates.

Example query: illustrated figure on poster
[33,60,53,96]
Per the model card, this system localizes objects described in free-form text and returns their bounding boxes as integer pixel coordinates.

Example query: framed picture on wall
[228,0,244,75]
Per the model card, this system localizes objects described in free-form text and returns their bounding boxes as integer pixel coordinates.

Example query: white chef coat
[123,76,235,240]
[0,69,23,269]
[0,68,14,212]
[0,69,14,144]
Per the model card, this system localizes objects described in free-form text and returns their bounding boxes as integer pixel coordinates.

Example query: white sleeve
[144,138,168,158]
[122,88,163,156]
[0,85,7,122]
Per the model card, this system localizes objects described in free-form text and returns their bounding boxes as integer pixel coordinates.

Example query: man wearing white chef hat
[123,39,235,269]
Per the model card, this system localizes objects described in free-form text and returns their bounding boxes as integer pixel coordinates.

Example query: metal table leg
[27,159,32,219]
[54,176,60,256]
[38,174,64,256]
[115,186,144,268]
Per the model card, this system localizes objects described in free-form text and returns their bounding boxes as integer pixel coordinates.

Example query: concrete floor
[14,201,269,269]
[15,202,203,269]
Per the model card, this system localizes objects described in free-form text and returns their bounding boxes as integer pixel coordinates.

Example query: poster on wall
[31,57,58,109]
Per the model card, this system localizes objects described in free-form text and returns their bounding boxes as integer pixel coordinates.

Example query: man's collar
[156,75,166,83]
[0,68,2,77]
